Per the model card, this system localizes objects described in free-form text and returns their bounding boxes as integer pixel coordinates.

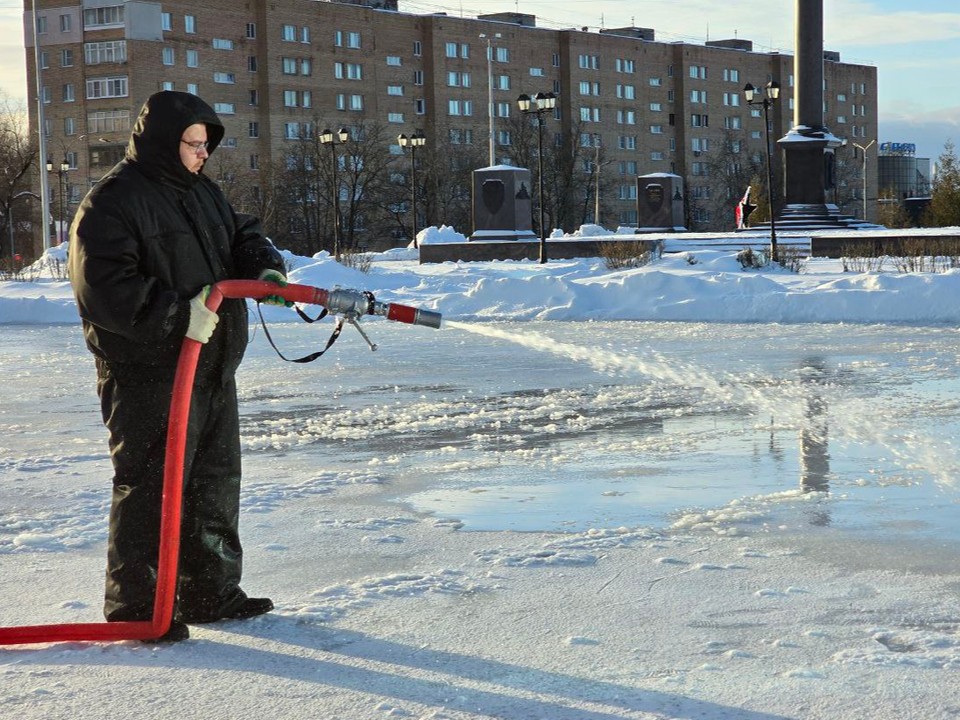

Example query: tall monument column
[778,0,842,208]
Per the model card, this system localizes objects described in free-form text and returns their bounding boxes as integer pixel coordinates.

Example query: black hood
[125,91,225,190]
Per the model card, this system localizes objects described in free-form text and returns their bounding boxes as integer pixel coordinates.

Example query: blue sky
[0,0,957,160]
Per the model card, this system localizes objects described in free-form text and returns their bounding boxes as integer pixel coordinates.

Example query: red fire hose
[0,280,440,645]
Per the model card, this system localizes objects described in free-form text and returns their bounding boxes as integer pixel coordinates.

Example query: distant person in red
[68,91,288,642]
[735,186,757,229]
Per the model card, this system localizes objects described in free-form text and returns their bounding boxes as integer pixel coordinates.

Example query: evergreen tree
[923,140,960,228]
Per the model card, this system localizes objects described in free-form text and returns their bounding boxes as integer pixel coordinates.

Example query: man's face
[179,123,209,174]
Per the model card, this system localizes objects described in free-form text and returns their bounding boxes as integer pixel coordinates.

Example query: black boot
[142,620,190,643]
[223,597,274,621]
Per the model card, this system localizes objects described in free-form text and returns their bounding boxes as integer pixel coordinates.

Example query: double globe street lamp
[319,127,349,260]
[517,91,557,264]
[397,130,426,248]
[743,81,780,262]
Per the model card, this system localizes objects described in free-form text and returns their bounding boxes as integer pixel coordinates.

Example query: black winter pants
[97,373,246,622]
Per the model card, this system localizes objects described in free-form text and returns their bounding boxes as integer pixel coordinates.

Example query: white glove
[186,286,219,343]
[258,269,293,307]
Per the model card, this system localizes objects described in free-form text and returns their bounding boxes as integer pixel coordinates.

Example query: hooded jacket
[69,91,284,384]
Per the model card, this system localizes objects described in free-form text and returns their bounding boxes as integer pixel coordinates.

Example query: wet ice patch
[241,470,383,513]
[833,630,960,669]
[285,570,482,623]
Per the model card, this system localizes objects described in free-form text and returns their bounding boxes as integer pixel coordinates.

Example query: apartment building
[23,0,878,255]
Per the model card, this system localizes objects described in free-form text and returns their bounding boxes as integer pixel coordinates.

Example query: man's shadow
[5,614,793,719]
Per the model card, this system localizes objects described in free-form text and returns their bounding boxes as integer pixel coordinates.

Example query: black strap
[256,302,341,363]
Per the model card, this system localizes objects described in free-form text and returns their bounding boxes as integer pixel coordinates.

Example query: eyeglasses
[180,140,209,153]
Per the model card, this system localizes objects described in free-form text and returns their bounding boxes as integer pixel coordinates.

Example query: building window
[689,65,707,79]
[301,26,310,43]
[161,12,171,31]
[616,110,636,125]
[85,40,126,64]
[248,121,259,138]
[415,98,425,115]
[282,24,295,41]
[250,154,259,170]
[39,51,49,69]
[413,40,422,56]
[530,67,544,77]
[496,102,510,118]
[690,89,707,103]
[86,76,128,99]
[448,99,473,116]
[578,54,599,70]
[723,92,740,107]
[447,71,471,87]
[413,70,423,86]
[248,56,258,72]
[650,125,663,134]
[580,107,600,122]
[650,151,664,161]
[724,116,741,129]
[691,114,709,127]
[387,56,402,66]
[388,112,404,123]
[187,83,198,95]
[161,81,174,91]
[62,83,75,102]
[214,72,235,84]
[616,84,635,100]
[282,57,297,74]
[495,47,509,62]
[59,14,71,32]
[497,129,511,146]
[335,62,363,80]
[649,102,662,112]
[186,50,199,67]
[649,77,662,87]
[87,109,130,133]
[249,89,258,105]
[83,6,123,29]
[214,102,235,114]
[61,49,73,67]
[387,85,404,96]
[212,38,233,50]
[162,47,174,65]
[185,15,196,33]
[246,22,256,39]
[616,58,635,73]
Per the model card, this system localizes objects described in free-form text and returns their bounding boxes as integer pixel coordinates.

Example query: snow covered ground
[1,235,960,719]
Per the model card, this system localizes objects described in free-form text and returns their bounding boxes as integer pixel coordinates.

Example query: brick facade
[23,0,877,256]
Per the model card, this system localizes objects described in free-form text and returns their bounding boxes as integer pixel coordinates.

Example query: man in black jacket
[69,91,287,642]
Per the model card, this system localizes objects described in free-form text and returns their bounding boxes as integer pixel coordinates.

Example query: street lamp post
[593,134,601,225]
[397,130,426,248]
[319,127,349,261]
[517,91,557,264]
[853,139,875,221]
[46,158,69,245]
[743,81,781,262]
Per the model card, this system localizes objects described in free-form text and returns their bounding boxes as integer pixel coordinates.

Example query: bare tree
[0,95,39,265]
